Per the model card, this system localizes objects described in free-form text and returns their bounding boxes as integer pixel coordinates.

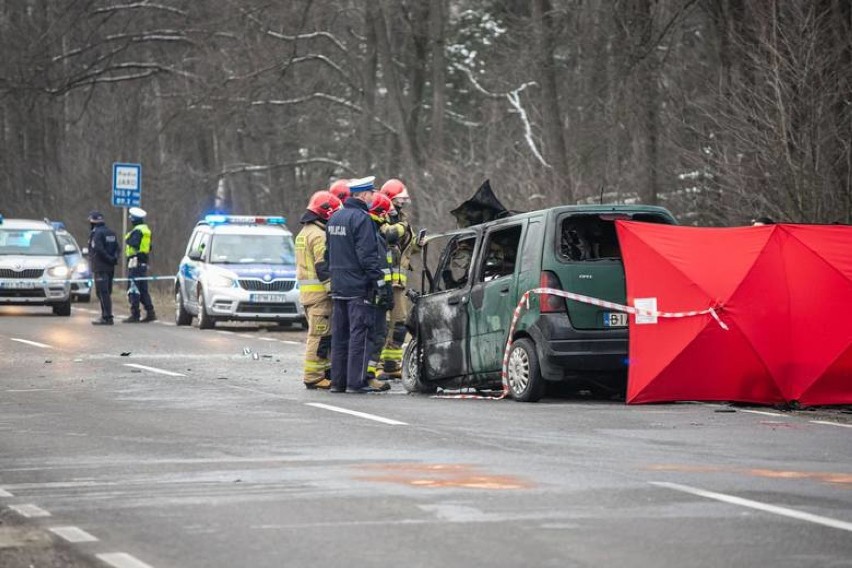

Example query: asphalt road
[1,304,851,568]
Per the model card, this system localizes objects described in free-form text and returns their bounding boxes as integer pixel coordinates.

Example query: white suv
[0,216,73,315]
[175,215,305,329]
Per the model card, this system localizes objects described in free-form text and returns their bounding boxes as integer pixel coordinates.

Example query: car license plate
[603,312,628,327]
[0,280,38,290]
[251,293,286,303]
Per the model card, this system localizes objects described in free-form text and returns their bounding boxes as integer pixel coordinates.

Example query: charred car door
[416,233,479,381]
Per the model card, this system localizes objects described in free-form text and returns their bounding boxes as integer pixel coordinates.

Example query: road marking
[49,526,98,543]
[123,363,186,377]
[810,420,852,429]
[306,402,408,426]
[650,481,852,532]
[158,321,175,326]
[259,337,277,342]
[96,553,155,568]
[9,503,51,517]
[0,488,13,497]
[6,389,54,392]
[281,340,301,345]
[739,409,787,417]
[10,338,52,349]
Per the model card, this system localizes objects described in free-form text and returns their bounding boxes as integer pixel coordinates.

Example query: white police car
[175,215,305,329]
[0,215,73,315]
[53,224,92,302]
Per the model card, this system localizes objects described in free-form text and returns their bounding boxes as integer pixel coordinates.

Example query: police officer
[377,179,418,380]
[296,190,341,390]
[87,211,119,325]
[365,193,394,390]
[123,207,156,323]
[326,176,393,393]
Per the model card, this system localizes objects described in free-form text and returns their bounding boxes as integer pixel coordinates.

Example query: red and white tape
[436,287,728,400]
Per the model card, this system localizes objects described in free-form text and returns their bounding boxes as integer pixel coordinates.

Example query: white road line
[0,488,13,497]
[158,321,175,326]
[810,420,852,429]
[650,481,852,532]
[96,552,155,568]
[281,340,301,345]
[9,503,51,517]
[10,338,52,349]
[738,409,787,417]
[49,526,99,543]
[306,402,408,426]
[123,363,186,377]
[259,337,277,342]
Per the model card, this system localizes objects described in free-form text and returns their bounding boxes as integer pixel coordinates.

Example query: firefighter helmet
[369,192,393,218]
[307,190,342,221]
[328,179,350,202]
[380,179,409,201]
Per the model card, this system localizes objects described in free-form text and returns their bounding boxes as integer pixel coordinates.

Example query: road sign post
[112,163,142,278]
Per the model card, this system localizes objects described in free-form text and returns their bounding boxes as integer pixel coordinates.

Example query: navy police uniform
[87,212,119,325]
[326,185,389,392]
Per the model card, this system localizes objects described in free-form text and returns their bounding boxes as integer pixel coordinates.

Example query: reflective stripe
[125,224,151,257]
[299,279,322,286]
[300,284,326,292]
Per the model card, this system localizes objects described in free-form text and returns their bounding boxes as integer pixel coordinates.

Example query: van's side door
[468,222,526,373]
[417,234,478,381]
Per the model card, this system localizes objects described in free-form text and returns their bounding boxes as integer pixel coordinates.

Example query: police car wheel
[507,338,545,402]
[197,290,215,329]
[52,300,71,317]
[401,338,437,394]
[175,287,192,326]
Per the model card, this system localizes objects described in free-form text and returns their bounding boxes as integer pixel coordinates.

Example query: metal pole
[121,207,127,279]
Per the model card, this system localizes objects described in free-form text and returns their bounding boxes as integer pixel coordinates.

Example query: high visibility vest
[125,224,151,258]
[381,213,416,287]
[295,222,329,305]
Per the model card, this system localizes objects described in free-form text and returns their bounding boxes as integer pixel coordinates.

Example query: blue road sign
[112,163,142,207]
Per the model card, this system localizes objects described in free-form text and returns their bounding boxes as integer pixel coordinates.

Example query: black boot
[141,311,157,323]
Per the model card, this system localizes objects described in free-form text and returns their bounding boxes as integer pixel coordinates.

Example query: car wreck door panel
[468,223,525,374]
[418,234,477,381]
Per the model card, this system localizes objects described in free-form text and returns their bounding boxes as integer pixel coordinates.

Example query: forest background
[1,0,850,274]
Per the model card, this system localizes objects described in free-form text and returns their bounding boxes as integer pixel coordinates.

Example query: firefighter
[365,192,394,388]
[377,179,418,380]
[328,178,350,203]
[295,190,342,389]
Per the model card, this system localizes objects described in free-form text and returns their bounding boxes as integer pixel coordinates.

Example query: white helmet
[128,207,147,220]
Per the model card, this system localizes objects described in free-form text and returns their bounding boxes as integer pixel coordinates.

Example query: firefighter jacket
[380,207,417,288]
[295,213,331,306]
[125,223,152,264]
[326,198,385,299]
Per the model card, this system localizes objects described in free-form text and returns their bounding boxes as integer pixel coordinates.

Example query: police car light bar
[203,215,287,226]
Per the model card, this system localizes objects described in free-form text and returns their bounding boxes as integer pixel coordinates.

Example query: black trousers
[128,264,154,317]
[94,271,114,321]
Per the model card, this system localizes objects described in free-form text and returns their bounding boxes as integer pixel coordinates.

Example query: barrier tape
[436,287,728,401]
[0,275,177,285]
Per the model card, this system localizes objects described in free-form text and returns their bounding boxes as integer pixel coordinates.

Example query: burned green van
[402,205,677,401]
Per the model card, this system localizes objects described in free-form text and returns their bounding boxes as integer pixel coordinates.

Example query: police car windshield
[209,234,295,265]
[0,229,59,256]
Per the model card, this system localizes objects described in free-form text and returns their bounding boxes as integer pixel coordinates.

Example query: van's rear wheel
[401,338,437,394]
[507,338,545,402]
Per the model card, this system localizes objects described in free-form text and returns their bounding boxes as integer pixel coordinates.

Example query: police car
[175,215,305,329]
[0,215,73,315]
[52,223,92,302]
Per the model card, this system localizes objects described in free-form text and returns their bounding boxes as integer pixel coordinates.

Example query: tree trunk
[428,0,446,161]
[531,0,573,201]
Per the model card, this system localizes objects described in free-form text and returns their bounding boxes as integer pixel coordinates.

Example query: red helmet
[328,179,350,202]
[380,178,409,201]
[307,190,342,221]
[369,193,393,218]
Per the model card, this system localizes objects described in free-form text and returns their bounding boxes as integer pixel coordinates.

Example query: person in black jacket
[326,176,393,393]
[87,211,119,325]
